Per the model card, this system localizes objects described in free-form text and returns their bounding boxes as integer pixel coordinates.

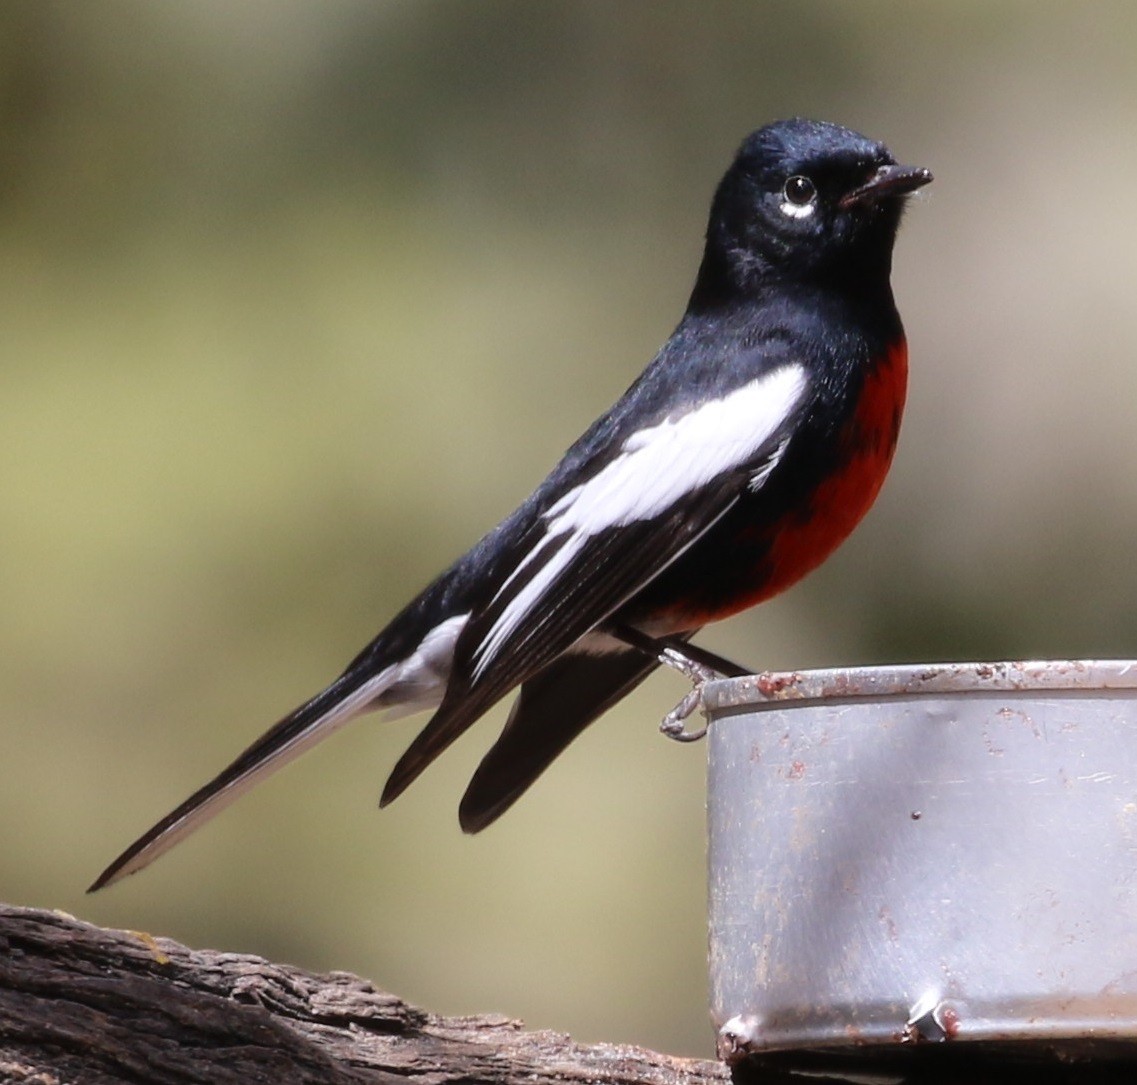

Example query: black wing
[380,481,740,804]
[457,644,665,832]
[379,359,811,805]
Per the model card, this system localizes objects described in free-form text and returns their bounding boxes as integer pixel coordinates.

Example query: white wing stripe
[473,534,586,678]
[749,433,792,491]
[472,364,809,677]
[545,364,809,532]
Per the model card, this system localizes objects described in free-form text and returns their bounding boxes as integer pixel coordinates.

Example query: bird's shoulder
[549,306,820,484]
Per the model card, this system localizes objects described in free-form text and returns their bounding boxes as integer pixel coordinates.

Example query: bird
[90,118,931,892]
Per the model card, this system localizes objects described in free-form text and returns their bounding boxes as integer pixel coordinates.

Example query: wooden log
[0,903,727,1085]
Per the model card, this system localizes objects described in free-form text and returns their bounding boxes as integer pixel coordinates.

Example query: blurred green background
[4,0,1137,1059]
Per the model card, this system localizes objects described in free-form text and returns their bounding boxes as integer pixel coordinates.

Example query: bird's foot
[657,648,716,742]
[604,622,749,742]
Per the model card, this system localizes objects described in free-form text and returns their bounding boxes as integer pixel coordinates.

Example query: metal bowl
[703,660,1137,1066]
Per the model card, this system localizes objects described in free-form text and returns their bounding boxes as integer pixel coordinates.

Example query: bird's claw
[659,695,708,742]
[606,630,737,742]
[658,648,714,742]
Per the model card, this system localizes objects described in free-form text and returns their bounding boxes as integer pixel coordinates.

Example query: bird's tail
[88,671,384,891]
[88,609,468,892]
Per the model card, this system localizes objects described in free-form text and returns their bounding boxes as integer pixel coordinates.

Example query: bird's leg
[654,636,750,739]
[655,636,750,679]
[606,624,750,742]
[655,647,716,742]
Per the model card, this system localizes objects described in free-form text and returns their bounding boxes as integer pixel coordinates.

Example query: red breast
[740,336,908,609]
[651,336,908,631]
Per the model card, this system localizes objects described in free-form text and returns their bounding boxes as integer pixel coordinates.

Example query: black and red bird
[91,119,931,891]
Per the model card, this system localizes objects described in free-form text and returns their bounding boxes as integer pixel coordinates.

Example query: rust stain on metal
[756,671,801,697]
[982,724,1006,756]
[842,1023,868,1045]
[939,1003,961,1039]
[996,705,1042,739]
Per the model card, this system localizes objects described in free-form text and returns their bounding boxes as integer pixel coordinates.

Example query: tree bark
[0,903,727,1085]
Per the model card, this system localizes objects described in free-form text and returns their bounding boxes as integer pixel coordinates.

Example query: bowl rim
[701,658,1137,713]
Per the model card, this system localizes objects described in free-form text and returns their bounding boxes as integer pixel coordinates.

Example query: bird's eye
[779,175,817,219]
[783,175,816,205]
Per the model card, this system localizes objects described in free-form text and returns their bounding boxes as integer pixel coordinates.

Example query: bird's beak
[839,163,933,209]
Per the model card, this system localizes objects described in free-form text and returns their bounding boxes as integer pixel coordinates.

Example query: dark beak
[839,163,933,209]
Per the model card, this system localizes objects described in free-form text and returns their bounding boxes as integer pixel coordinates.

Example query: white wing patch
[369,612,468,719]
[472,364,809,677]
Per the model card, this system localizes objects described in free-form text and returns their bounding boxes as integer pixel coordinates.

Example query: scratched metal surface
[703,661,1137,1060]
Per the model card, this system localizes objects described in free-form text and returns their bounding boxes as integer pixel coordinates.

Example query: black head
[692,119,932,306]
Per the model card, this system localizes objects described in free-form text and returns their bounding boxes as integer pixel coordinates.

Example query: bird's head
[695,118,932,303]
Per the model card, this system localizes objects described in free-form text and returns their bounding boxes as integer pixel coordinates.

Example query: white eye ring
[780,175,816,219]
[780,199,815,219]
